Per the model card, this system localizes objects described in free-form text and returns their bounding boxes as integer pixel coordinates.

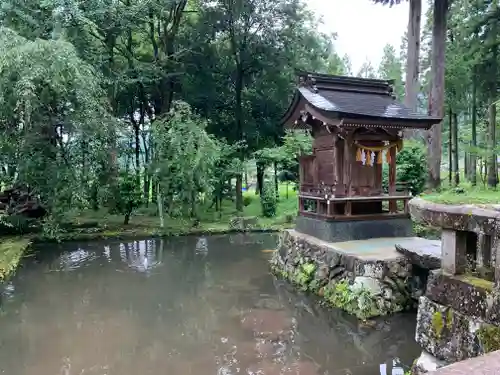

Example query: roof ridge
[295,70,394,85]
[296,70,395,97]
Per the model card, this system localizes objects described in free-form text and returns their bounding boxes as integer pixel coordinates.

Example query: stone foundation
[408,198,500,374]
[270,229,418,320]
[295,215,414,243]
[412,271,500,373]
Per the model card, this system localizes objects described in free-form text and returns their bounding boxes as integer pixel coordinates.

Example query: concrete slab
[290,230,417,261]
[330,237,427,260]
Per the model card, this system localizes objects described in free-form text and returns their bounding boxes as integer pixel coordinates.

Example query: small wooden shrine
[281,72,441,224]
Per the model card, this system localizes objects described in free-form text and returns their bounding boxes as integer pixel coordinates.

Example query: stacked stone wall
[270,230,419,320]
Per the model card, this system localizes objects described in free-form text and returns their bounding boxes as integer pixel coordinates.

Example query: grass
[53,183,299,242]
[420,183,499,205]
[0,237,32,281]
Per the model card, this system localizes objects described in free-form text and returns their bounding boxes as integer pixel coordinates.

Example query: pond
[0,234,420,375]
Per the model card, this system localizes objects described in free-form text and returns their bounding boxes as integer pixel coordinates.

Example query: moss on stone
[477,325,500,353]
[432,309,454,339]
[323,280,384,321]
[432,311,444,339]
[456,275,494,292]
[292,262,316,290]
[446,309,453,330]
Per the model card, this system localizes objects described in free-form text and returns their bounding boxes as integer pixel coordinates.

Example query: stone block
[415,296,499,363]
[409,198,500,235]
[441,230,467,275]
[395,238,442,270]
[425,270,500,326]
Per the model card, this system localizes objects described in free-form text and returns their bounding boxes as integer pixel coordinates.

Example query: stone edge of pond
[270,230,415,322]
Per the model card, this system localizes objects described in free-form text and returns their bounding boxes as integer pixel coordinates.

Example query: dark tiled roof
[295,71,441,123]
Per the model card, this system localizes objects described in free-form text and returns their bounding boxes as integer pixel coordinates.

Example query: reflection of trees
[118,239,164,273]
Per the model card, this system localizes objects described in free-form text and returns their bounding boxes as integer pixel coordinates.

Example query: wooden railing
[298,181,412,221]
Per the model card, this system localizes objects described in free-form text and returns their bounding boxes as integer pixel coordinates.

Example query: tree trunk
[134,124,140,183]
[274,162,279,199]
[404,0,422,139]
[235,176,243,211]
[124,211,131,225]
[448,108,452,186]
[143,154,150,205]
[234,64,244,212]
[157,182,164,228]
[426,0,449,189]
[452,111,459,186]
[464,152,469,180]
[256,161,265,195]
[471,69,478,185]
[487,99,498,187]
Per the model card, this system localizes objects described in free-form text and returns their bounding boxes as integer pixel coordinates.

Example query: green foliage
[111,172,142,224]
[260,182,277,218]
[396,142,427,195]
[293,262,317,289]
[323,280,382,320]
[378,43,404,100]
[478,325,500,353]
[41,215,64,241]
[0,214,37,235]
[383,142,427,195]
[242,195,253,207]
[0,27,114,217]
[152,101,221,218]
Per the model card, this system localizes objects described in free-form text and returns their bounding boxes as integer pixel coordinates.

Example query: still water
[0,234,419,375]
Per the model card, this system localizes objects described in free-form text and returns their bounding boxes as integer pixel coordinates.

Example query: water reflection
[0,234,419,375]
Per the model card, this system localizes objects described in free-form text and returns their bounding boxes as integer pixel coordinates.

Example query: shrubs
[110,172,143,225]
[260,182,277,217]
[383,141,427,196]
[243,195,253,207]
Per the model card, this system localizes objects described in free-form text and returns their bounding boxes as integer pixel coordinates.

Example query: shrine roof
[282,71,442,129]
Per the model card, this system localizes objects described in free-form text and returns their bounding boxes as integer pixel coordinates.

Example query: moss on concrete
[477,325,500,353]
[0,237,32,281]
